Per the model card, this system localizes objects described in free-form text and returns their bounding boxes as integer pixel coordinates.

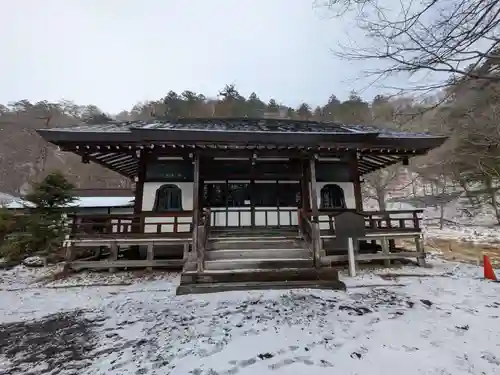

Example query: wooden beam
[76,151,137,178]
[70,259,184,271]
[61,143,428,157]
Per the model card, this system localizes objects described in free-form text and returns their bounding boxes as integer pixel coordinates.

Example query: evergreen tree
[266,99,280,116]
[313,106,323,121]
[163,91,183,119]
[297,103,312,120]
[246,92,266,117]
[216,84,246,116]
[1,172,75,262]
[181,90,204,117]
[322,94,341,121]
[336,91,371,123]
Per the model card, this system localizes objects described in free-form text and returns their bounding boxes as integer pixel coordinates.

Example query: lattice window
[153,184,183,212]
[320,184,346,209]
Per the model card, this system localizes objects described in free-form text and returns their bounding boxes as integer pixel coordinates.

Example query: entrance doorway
[203,180,300,228]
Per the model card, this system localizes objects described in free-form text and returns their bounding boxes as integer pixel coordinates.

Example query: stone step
[205,248,311,260]
[180,267,341,285]
[176,279,346,295]
[205,258,313,271]
[208,239,303,250]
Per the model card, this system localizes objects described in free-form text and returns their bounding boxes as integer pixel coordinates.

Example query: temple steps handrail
[302,209,423,233]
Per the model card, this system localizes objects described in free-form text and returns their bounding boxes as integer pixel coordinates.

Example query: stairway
[177,228,345,294]
[188,229,312,272]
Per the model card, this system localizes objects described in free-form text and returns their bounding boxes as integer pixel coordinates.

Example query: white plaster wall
[142,182,193,233]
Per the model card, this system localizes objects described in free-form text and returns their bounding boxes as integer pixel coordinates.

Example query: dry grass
[424,238,500,266]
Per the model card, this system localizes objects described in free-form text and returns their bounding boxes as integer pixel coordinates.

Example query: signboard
[315,162,352,182]
[145,161,194,181]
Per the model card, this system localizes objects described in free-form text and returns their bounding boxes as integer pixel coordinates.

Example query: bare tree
[363,166,419,210]
[320,0,500,90]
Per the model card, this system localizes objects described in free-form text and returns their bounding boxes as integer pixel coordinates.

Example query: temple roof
[39,118,446,145]
[37,118,448,178]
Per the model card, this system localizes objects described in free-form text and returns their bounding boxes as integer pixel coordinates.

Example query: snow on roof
[69,196,134,208]
[2,198,33,209]
[2,196,134,209]
[0,192,18,202]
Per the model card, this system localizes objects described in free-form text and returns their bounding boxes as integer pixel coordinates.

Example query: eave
[36,118,447,179]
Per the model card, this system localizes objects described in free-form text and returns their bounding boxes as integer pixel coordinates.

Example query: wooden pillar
[109,242,118,273]
[415,235,426,266]
[309,156,319,220]
[350,152,363,212]
[198,176,205,219]
[146,242,154,272]
[381,238,391,267]
[301,159,311,211]
[193,153,201,227]
[192,153,201,270]
[133,150,148,232]
[309,156,322,267]
[347,237,356,276]
[65,215,77,262]
[134,151,147,214]
[65,242,75,262]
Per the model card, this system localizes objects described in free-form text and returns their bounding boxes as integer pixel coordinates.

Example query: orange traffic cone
[484,255,497,281]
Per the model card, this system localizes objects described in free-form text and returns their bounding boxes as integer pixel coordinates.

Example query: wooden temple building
[38,118,446,294]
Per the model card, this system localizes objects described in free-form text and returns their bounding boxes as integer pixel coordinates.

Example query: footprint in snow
[482,352,500,365]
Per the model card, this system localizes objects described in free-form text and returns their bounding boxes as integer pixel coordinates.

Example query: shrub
[1,172,75,262]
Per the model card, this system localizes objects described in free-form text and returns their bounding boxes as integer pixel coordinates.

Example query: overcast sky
[1,0,386,113]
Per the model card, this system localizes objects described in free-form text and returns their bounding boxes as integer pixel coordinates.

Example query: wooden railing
[67,211,194,239]
[364,210,423,231]
[210,207,298,228]
[316,209,423,233]
[298,209,321,268]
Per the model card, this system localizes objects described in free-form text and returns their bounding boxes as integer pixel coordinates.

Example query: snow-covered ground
[1,256,500,375]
